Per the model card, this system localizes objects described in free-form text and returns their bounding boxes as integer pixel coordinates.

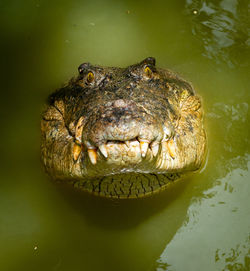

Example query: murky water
[0,0,249,270]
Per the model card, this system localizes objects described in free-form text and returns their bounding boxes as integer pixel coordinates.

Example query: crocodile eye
[144,66,153,78]
[78,62,90,74]
[87,72,95,83]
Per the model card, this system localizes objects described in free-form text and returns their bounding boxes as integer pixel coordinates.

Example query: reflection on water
[155,155,250,271]
[207,102,249,162]
[185,0,250,68]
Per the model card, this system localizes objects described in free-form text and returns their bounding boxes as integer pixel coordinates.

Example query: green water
[0,0,249,270]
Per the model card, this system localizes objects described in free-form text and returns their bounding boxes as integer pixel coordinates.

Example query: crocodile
[41,57,206,198]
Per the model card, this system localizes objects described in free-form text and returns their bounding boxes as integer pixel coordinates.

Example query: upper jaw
[73,115,177,174]
[72,98,177,172]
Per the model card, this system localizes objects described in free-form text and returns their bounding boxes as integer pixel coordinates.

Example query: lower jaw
[80,141,178,178]
[70,172,180,199]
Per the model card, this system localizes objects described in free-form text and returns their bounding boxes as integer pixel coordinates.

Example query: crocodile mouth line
[73,135,176,165]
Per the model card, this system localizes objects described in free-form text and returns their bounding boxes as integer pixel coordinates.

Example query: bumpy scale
[41,57,206,198]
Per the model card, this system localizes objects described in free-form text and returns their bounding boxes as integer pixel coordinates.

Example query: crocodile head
[41,57,206,198]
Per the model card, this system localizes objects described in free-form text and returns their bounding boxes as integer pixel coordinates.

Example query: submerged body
[41,57,206,198]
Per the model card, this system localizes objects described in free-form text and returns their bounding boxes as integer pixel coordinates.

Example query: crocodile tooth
[73,143,82,162]
[151,143,159,157]
[99,144,108,158]
[140,141,149,157]
[88,149,97,164]
[167,139,176,159]
[162,126,173,141]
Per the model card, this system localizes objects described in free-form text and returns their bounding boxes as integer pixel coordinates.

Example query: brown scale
[41,57,207,198]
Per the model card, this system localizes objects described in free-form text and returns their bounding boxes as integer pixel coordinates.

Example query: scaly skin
[41,57,206,198]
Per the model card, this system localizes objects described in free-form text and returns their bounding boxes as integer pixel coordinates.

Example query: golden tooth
[88,149,97,164]
[99,144,108,158]
[73,143,82,162]
[140,141,149,157]
[167,139,176,159]
[75,139,81,146]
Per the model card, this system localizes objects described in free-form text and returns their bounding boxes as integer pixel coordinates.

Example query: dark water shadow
[185,0,250,70]
[56,175,192,230]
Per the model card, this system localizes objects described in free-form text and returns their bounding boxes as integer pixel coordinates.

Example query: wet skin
[41,57,206,198]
